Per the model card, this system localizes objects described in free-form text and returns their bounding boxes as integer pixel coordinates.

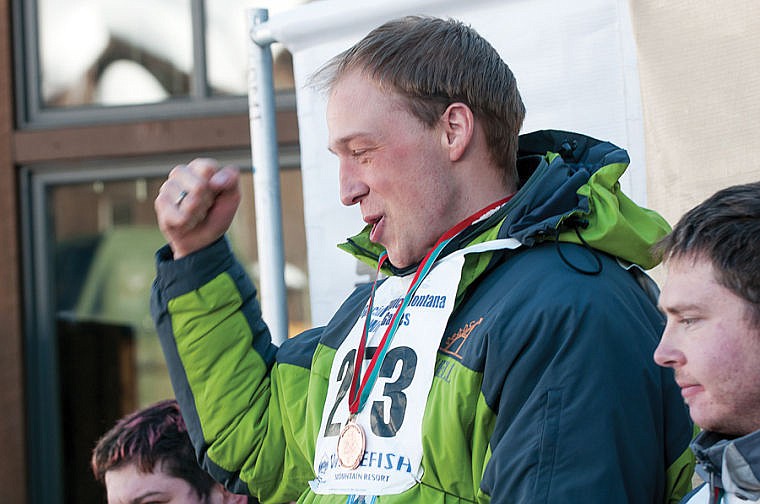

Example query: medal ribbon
[347,195,513,416]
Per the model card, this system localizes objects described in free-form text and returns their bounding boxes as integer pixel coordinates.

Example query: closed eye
[351,148,376,164]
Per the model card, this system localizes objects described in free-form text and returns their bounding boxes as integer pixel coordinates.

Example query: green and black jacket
[151,130,695,503]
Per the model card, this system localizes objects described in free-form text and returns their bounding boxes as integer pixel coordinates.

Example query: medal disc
[337,420,366,470]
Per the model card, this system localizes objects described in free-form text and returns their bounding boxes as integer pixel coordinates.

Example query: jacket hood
[503,130,670,268]
[339,129,670,273]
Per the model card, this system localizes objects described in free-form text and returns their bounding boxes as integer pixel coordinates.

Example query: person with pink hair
[92,399,255,504]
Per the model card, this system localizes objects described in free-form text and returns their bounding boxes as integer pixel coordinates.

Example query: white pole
[247,8,288,345]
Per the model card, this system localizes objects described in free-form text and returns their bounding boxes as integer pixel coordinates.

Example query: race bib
[310,239,520,495]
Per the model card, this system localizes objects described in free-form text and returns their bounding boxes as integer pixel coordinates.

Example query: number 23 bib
[310,239,519,495]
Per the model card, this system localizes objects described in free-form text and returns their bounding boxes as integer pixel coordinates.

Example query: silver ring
[175,190,189,207]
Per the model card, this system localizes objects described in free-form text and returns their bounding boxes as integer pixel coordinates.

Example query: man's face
[654,255,760,435]
[105,462,214,504]
[326,71,461,268]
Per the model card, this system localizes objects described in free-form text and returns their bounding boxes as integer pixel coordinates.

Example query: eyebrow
[130,491,163,504]
[657,302,704,315]
[328,133,373,154]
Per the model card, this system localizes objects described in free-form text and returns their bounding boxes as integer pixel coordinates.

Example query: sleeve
[478,246,694,503]
[150,237,315,502]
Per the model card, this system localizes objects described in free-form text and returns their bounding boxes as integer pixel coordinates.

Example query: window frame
[19,147,303,503]
[12,0,286,129]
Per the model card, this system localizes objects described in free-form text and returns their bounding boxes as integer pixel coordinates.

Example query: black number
[325,346,418,439]
[323,349,355,437]
[370,346,417,437]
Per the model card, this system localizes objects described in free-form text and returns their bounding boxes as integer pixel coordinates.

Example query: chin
[387,256,413,269]
[384,241,430,269]
[691,412,738,436]
[386,249,424,269]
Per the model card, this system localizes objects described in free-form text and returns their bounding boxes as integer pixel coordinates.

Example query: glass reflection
[37,0,306,109]
[39,0,193,107]
[205,0,302,94]
[49,164,310,500]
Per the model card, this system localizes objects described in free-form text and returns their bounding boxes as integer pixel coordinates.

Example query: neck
[454,158,514,216]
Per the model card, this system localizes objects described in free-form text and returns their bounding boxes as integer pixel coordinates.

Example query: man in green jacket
[152,15,694,503]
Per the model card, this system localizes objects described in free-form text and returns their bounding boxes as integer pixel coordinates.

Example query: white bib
[310,239,520,495]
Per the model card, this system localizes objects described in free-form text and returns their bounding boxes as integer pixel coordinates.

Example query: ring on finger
[175,189,189,207]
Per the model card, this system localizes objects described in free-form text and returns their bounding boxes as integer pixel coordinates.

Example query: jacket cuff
[154,237,236,299]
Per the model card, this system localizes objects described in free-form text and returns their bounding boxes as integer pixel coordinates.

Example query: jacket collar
[692,429,760,499]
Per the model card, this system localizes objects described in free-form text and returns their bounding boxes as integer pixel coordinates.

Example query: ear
[440,102,475,162]
[218,484,252,504]
[224,492,250,504]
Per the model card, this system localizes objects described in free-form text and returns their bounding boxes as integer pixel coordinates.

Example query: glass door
[21,153,310,502]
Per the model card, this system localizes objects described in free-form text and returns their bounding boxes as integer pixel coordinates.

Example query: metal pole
[247,8,288,345]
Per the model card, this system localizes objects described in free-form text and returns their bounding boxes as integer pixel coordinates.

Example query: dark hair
[91,399,216,499]
[311,15,525,186]
[655,181,760,326]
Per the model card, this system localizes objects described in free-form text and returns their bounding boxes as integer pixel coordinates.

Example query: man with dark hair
[92,399,254,504]
[654,181,760,503]
[152,15,693,502]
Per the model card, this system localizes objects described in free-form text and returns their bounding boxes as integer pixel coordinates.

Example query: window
[22,152,310,503]
[15,0,302,127]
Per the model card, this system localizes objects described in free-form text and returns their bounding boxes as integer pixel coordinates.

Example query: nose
[653,322,685,368]
[339,157,369,206]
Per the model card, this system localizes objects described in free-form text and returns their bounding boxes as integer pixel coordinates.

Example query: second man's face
[654,255,760,436]
[326,71,462,269]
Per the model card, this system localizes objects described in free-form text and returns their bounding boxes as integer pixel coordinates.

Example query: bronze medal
[337,417,366,470]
